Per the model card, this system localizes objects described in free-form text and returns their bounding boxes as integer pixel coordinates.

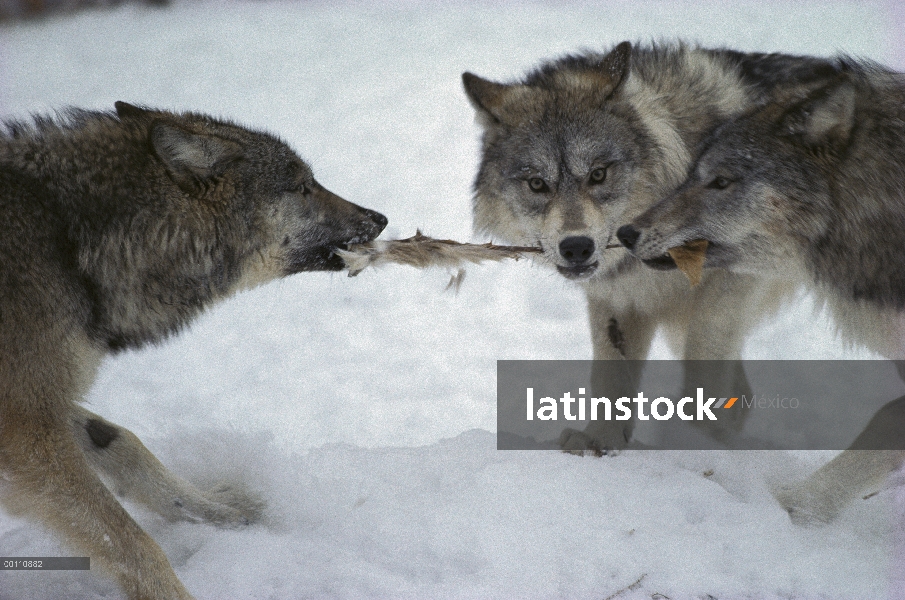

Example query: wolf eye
[528,177,548,193]
[707,176,731,190]
[588,167,607,184]
[286,182,310,195]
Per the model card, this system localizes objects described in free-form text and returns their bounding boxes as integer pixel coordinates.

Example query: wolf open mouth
[641,239,716,271]
[323,246,349,270]
[292,239,374,273]
[556,261,599,279]
[301,244,349,271]
[641,254,677,270]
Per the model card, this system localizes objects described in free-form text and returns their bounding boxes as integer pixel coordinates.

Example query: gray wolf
[462,41,831,452]
[619,59,905,523]
[0,102,386,599]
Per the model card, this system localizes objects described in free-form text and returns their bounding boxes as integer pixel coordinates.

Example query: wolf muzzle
[555,235,599,278]
[616,224,677,270]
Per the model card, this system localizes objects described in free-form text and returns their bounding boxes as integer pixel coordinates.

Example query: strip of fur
[666,239,709,287]
[338,231,542,276]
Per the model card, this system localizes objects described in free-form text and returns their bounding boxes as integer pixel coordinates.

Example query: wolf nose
[558,236,595,265]
[364,209,388,236]
[616,225,640,250]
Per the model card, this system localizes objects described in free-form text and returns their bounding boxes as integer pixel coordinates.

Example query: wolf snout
[314,182,387,244]
[558,236,595,265]
[359,208,388,240]
[616,224,640,250]
[555,236,599,279]
[344,208,387,246]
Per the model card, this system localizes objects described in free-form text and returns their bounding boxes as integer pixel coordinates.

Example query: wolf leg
[1,405,193,600]
[558,296,656,454]
[685,273,796,446]
[682,271,762,361]
[680,271,764,442]
[775,395,905,524]
[70,405,263,528]
[776,450,905,525]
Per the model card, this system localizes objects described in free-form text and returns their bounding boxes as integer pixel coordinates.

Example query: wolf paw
[774,483,839,526]
[170,482,265,528]
[557,426,627,456]
[202,482,266,527]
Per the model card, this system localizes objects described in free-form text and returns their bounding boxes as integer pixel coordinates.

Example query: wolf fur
[621,59,905,523]
[0,102,386,599]
[462,41,833,451]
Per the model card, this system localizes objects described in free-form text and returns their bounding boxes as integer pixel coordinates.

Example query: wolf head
[462,42,647,281]
[619,78,856,279]
[112,101,387,279]
[14,102,387,349]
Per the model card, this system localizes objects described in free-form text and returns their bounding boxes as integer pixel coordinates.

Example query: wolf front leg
[683,271,794,443]
[557,295,657,454]
[71,405,264,528]
[1,402,194,600]
[682,270,758,442]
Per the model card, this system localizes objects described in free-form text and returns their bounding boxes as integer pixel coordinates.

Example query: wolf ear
[115,101,150,120]
[462,72,533,127]
[783,81,856,149]
[596,41,632,96]
[151,122,243,194]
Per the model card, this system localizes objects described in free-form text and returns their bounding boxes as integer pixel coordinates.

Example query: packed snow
[1,1,903,598]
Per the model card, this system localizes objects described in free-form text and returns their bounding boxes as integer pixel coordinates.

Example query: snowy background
[1,1,903,598]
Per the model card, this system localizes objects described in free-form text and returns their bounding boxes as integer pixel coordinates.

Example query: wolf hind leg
[71,405,264,528]
[1,406,193,600]
[775,450,905,525]
[775,394,905,524]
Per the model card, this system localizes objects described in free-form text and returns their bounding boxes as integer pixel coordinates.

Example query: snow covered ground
[0,1,903,598]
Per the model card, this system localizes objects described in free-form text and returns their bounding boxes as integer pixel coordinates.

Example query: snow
[0,1,902,598]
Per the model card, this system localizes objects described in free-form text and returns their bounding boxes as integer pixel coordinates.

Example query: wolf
[619,59,905,523]
[0,102,387,599]
[462,41,833,451]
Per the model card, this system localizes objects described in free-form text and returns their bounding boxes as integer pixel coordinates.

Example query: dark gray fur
[629,59,905,309]
[625,59,905,524]
[0,103,386,351]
